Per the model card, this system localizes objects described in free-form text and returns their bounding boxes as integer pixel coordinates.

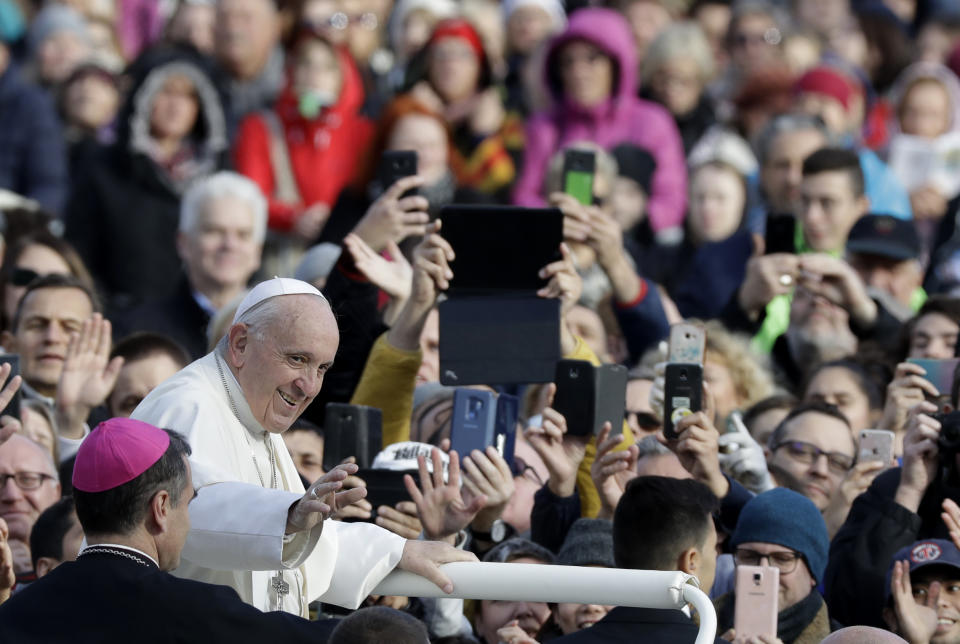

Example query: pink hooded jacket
[512,8,687,233]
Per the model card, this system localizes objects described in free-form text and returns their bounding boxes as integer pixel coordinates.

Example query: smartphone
[321,403,383,472]
[378,150,418,198]
[0,355,21,420]
[907,358,960,412]
[858,429,895,466]
[668,323,705,365]
[735,565,779,640]
[552,360,627,437]
[450,389,498,458]
[354,469,420,521]
[563,149,596,206]
[765,213,796,255]
[663,363,702,440]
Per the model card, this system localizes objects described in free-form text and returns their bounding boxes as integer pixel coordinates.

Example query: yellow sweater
[350,333,634,518]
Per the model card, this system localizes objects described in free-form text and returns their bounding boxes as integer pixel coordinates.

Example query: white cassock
[131,351,407,616]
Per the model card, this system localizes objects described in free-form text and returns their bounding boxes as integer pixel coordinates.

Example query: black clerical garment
[0,546,327,643]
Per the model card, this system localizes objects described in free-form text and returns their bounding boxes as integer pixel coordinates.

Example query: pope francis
[132,277,473,615]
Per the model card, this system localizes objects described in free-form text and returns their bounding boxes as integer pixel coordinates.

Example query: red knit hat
[795,66,854,111]
[428,18,486,62]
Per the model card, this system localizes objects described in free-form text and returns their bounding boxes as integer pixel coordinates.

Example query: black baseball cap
[846,214,920,261]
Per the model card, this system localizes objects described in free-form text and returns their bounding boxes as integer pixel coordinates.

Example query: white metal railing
[372,562,717,644]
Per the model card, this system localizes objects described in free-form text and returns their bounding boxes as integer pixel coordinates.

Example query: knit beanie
[557,518,615,568]
[795,66,854,112]
[730,488,829,583]
[611,144,656,196]
[29,5,90,55]
[429,18,486,62]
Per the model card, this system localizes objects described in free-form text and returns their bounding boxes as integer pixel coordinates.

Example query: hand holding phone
[858,429,895,467]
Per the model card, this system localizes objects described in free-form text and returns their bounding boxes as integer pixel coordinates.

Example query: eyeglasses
[773,440,854,475]
[0,472,56,491]
[625,410,661,431]
[732,27,782,48]
[734,548,802,574]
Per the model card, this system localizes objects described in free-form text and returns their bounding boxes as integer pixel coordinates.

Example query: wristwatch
[472,519,512,544]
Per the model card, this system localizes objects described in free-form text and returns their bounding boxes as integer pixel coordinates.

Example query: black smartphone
[563,149,596,206]
[663,363,702,440]
[353,469,420,521]
[321,403,383,471]
[378,150,418,197]
[0,355,21,420]
[552,360,627,437]
[764,214,796,255]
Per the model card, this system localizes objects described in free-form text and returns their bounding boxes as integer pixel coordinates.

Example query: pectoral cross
[272,572,290,604]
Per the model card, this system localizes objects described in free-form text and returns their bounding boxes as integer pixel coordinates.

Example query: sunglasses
[10,268,51,287]
[625,410,661,431]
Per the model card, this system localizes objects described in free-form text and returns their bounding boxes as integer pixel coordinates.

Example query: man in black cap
[846,214,924,319]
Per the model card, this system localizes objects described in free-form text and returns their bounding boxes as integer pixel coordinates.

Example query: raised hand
[737,252,801,319]
[881,362,940,441]
[592,423,639,519]
[405,448,486,541]
[537,243,582,317]
[661,408,729,499]
[352,174,430,251]
[895,401,941,514]
[822,460,886,537]
[344,234,413,325]
[497,620,541,644]
[523,398,587,498]
[942,498,960,551]
[55,314,124,439]
[798,254,876,326]
[891,559,939,644]
[286,463,368,534]
[374,501,423,540]
[0,517,13,604]
[0,363,22,446]
[293,202,330,241]
[461,446,516,534]
[330,457,373,521]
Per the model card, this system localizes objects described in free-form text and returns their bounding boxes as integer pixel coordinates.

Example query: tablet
[439,205,563,295]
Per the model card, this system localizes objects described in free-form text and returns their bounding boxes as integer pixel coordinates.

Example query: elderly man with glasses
[716,487,833,644]
[0,434,60,590]
[763,400,866,537]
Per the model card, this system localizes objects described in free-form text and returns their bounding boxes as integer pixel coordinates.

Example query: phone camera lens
[680,369,688,381]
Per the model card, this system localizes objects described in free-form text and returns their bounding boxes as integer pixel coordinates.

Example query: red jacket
[233,47,373,232]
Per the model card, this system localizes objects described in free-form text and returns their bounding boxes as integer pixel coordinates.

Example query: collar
[212,348,268,440]
[79,543,159,569]
[20,380,54,407]
[191,288,218,317]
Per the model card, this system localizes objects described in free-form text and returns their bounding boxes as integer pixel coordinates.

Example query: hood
[276,43,366,125]
[542,8,637,105]
[888,61,960,136]
[116,46,229,192]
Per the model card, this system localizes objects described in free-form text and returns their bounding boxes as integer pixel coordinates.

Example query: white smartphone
[858,429,895,466]
[735,565,779,640]
[668,323,705,365]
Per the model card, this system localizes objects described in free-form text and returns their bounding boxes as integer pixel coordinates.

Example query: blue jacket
[0,63,67,215]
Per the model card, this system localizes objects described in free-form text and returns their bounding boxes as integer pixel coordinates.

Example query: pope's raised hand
[285,463,368,534]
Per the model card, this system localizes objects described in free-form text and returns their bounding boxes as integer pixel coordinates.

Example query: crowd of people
[3,0,960,642]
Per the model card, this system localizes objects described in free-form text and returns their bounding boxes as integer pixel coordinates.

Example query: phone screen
[563,150,596,206]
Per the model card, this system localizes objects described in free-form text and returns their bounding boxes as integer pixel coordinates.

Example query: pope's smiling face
[229,295,338,433]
